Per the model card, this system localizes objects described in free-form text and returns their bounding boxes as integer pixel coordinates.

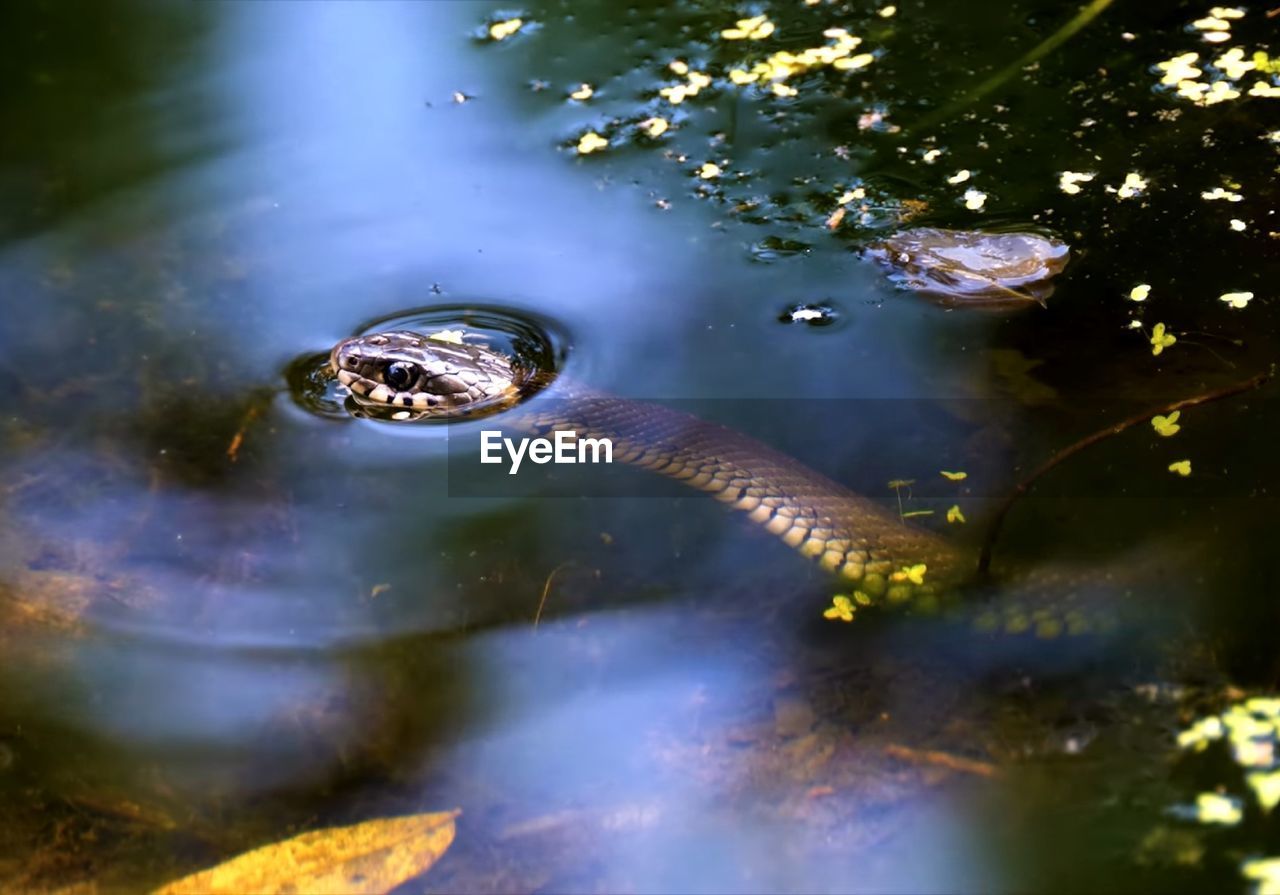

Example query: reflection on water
[1,0,1277,890]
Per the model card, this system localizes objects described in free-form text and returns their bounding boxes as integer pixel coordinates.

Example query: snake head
[330,330,521,415]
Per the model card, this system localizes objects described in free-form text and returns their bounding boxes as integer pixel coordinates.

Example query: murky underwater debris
[866,228,1070,308]
[153,810,459,894]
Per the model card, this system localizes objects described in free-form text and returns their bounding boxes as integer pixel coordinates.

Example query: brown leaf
[154,810,459,895]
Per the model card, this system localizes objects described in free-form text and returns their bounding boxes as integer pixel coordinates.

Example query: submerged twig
[533,562,574,628]
[977,368,1273,575]
[884,743,999,778]
[226,390,276,462]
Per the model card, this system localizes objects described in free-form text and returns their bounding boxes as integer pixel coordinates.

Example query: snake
[332,330,992,609]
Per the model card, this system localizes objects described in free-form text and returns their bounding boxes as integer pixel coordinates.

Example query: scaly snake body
[332,331,966,605]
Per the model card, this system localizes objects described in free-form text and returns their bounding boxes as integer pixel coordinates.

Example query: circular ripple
[287,304,572,424]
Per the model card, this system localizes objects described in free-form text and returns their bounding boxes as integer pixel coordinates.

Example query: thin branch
[908,0,1115,134]
[977,368,1273,575]
[533,562,574,629]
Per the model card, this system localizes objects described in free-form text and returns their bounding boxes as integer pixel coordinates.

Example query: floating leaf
[1177,715,1225,749]
[1249,770,1280,812]
[428,329,467,345]
[1202,186,1244,202]
[720,15,775,41]
[1058,171,1095,194]
[891,564,927,585]
[1114,172,1148,199]
[576,132,609,155]
[1152,411,1181,437]
[1194,792,1242,825]
[823,595,855,622]
[569,83,594,101]
[1242,858,1280,892]
[940,470,967,481]
[946,504,966,524]
[1128,284,1151,302]
[154,811,459,895]
[488,18,524,41]
[962,188,987,210]
[638,117,669,137]
[1151,322,1177,356]
[1220,291,1253,308]
[1169,460,1192,476]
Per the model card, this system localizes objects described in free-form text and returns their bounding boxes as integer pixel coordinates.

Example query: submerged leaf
[154,810,459,895]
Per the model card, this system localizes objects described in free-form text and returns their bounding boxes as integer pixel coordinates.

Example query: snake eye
[384,362,418,390]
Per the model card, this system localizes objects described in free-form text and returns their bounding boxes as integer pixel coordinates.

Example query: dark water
[1,0,1278,891]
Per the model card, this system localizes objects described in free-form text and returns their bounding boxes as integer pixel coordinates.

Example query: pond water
[1,0,1278,891]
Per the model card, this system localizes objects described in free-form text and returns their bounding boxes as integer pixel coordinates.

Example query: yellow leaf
[428,329,467,345]
[1249,770,1280,812]
[154,811,459,895]
[1220,291,1253,309]
[1058,170,1095,194]
[1168,460,1192,476]
[1243,858,1280,889]
[1151,411,1181,437]
[833,53,875,70]
[569,83,594,101]
[891,564,927,585]
[1194,792,1242,825]
[1150,322,1177,355]
[946,505,966,524]
[940,470,967,481]
[1128,284,1151,302]
[823,595,855,622]
[638,117,670,138]
[699,162,722,179]
[576,132,609,155]
[488,18,524,41]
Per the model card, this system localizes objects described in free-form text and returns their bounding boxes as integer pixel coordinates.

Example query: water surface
[1,0,1277,891]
